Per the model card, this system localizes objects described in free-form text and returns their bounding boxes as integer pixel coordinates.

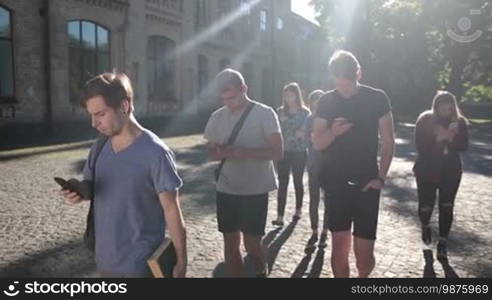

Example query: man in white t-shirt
[204,69,283,277]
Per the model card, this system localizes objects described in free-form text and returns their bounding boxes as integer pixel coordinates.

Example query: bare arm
[207,142,227,162]
[312,117,334,151]
[378,112,395,180]
[159,191,187,278]
[362,112,395,191]
[228,132,284,161]
[312,117,353,151]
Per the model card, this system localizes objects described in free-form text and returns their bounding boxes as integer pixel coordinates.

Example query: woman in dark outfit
[272,83,311,226]
[414,91,469,260]
[305,90,330,251]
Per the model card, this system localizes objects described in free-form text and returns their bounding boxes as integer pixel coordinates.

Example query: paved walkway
[0,124,491,278]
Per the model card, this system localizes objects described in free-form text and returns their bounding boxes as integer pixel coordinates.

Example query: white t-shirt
[204,101,281,195]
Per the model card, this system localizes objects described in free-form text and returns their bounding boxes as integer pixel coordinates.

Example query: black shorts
[216,192,268,236]
[325,182,381,240]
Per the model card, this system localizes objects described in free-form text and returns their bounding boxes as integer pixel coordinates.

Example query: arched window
[68,20,110,103]
[0,5,14,101]
[147,36,177,102]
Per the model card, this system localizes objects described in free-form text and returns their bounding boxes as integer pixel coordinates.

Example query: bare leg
[244,233,267,276]
[331,231,352,278]
[223,232,244,277]
[354,236,376,278]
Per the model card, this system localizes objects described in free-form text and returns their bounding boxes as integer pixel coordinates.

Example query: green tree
[310,0,492,114]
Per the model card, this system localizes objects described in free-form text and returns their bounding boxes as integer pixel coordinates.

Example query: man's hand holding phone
[55,177,90,205]
[331,118,353,138]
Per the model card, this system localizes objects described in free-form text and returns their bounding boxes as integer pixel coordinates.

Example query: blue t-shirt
[83,129,183,276]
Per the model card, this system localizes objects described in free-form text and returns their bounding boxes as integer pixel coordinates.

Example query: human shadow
[265,221,298,275]
[307,249,325,278]
[437,256,460,278]
[423,250,437,278]
[291,253,312,278]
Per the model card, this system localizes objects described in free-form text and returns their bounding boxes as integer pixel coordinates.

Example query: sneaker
[437,241,448,260]
[422,226,432,245]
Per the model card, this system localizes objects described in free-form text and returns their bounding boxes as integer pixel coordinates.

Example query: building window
[198,55,209,93]
[147,35,177,102]
[240,0,252,35]
[240,0,251,15]
[219,58,231,71]
[0,5,14,101]
[68,20,110,103]
[195,0,207,29]
[277,17,284,31]
[260,10,268,31]
[217,0,231,19]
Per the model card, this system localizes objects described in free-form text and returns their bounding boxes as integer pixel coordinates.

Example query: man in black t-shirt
[312,51,395,278]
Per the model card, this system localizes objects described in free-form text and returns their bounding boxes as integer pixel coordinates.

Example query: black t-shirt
[315,85,391,183]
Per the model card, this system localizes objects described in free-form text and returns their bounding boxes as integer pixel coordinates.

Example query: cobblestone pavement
[0,123,491,278]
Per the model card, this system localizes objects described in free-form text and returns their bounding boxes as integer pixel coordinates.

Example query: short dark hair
[329,50,361,81]
[80,72,134,111]
[215,68,246,92]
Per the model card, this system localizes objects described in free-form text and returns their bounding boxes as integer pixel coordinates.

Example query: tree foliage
[310,0,492,114]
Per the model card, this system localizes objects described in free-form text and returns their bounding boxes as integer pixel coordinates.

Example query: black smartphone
[54,177,90,199]
[54,177,74,191]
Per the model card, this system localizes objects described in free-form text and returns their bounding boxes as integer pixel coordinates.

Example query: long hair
[431,90,467,122]
[282,82,307,111]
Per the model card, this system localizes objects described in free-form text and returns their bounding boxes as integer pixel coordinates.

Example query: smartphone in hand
[54,177,91,199]
[54,177,74,191]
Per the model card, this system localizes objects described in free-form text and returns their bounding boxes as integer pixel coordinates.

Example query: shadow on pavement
[0,240,95,278]
[423,250,437,278]
[211,224,296,278]
[0,142,93,162]
[307,249,325,278]
[265,221,298,275]
[291,253,312,278]
[438,256,460,278]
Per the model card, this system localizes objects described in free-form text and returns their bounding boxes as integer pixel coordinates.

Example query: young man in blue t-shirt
[61,73,187,277]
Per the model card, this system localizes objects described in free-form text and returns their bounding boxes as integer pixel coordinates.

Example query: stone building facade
[0,0,328,129]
